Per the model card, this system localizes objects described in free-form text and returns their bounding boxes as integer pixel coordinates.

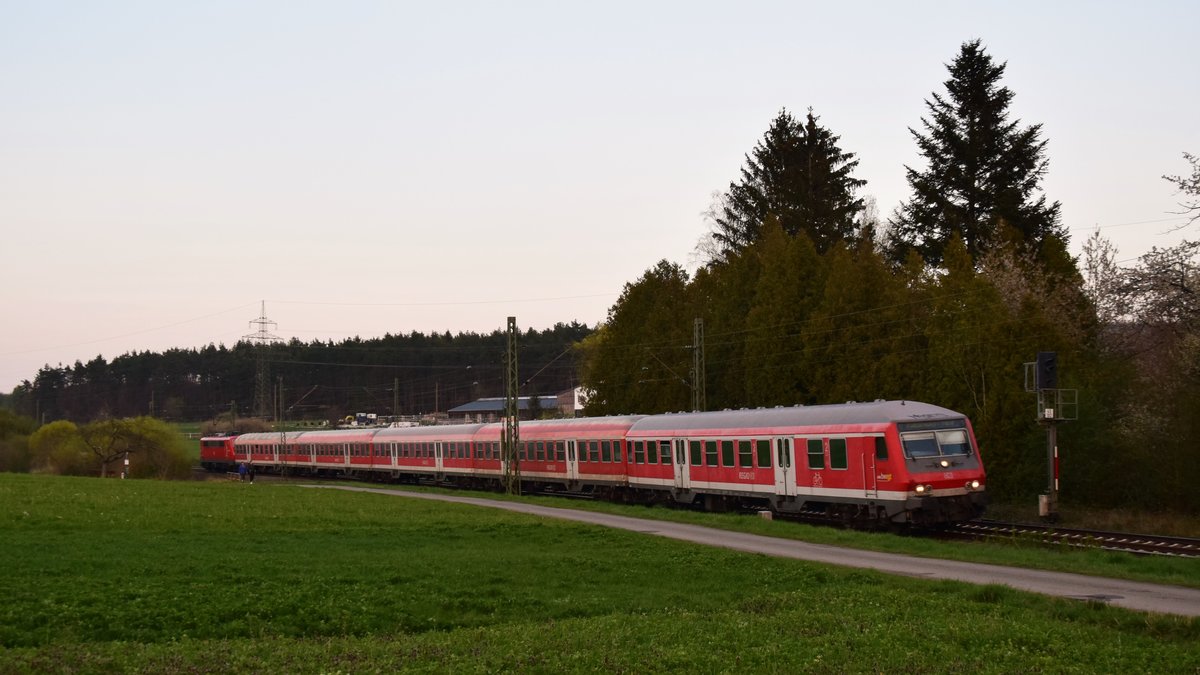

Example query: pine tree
[714,108,866,259]
[888,39,1064,266]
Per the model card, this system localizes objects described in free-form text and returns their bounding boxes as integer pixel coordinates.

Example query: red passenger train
[201,400,987,525]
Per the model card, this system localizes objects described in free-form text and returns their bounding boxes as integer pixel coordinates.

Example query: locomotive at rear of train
[203,400,987,525]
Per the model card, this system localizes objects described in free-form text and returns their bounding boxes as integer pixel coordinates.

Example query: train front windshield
[899,425,973,459]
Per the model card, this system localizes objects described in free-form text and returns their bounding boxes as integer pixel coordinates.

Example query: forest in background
[6,323,591,424]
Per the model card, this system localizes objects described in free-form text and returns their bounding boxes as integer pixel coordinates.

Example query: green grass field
[1,473,1196,673]
[173,422,202,461]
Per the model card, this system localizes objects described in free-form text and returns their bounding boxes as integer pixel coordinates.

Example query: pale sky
[2,1,1197,392]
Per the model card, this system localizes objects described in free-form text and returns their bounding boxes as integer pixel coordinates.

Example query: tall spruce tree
[713,108,866,259]
[888,40,1064,266]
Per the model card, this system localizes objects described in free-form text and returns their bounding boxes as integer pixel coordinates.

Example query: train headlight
[965,479,981,490]
[940,459,950,468]
[914,484,933,495]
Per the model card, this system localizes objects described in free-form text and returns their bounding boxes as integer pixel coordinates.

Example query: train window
[659,441,672,465]
[689,440,702,466]
[738,441,753,468]
[555,441,565,461]
[601,441,612,463]
[830,438,848,470]
[589,441,600,463]
[807,439,825,470]
[647,442,658,464]
[532,442,542,461]
[613,441,622,463]
[634,441,645,464]
[756,440,771,468]
[875,437,888,461]
[937,430,971,456]
[721,440,734,467]
[705,441,718,466]
[901,432,939,458]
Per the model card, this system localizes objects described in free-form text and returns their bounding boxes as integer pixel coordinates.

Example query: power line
[268,293,615,308]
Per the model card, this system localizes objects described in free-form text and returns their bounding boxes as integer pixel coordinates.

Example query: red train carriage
[232,431,314,470]
[373,424,486,482]
[469,416,645,493]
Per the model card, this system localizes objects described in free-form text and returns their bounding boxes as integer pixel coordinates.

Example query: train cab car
[889,417,987,524]
[199,435,238,472]
[627,400,986,525]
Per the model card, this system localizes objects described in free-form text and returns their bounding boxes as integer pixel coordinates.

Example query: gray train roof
[627,400,966,433]
[510,415,646,431]
[374,423,487,440]
[235,431,313,443]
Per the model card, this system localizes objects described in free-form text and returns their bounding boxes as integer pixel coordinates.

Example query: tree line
[7,323,592,425]
[578,40,1198,510]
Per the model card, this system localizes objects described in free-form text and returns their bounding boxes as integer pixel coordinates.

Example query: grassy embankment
[1,474,1197,673]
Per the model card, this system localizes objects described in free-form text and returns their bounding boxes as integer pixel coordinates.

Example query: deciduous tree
[1163,151,1200,227]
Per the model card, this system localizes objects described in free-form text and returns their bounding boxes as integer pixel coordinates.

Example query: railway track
[945,520,1200,558]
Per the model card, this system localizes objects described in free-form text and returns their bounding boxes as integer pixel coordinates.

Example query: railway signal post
[1025,352,1078,522]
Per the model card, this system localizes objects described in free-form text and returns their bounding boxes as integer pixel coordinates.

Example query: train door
[435,442,444,472]
[864,439,878,498]
[566,440,579,483]
[774,438,795,496]
[673,439,690,490]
